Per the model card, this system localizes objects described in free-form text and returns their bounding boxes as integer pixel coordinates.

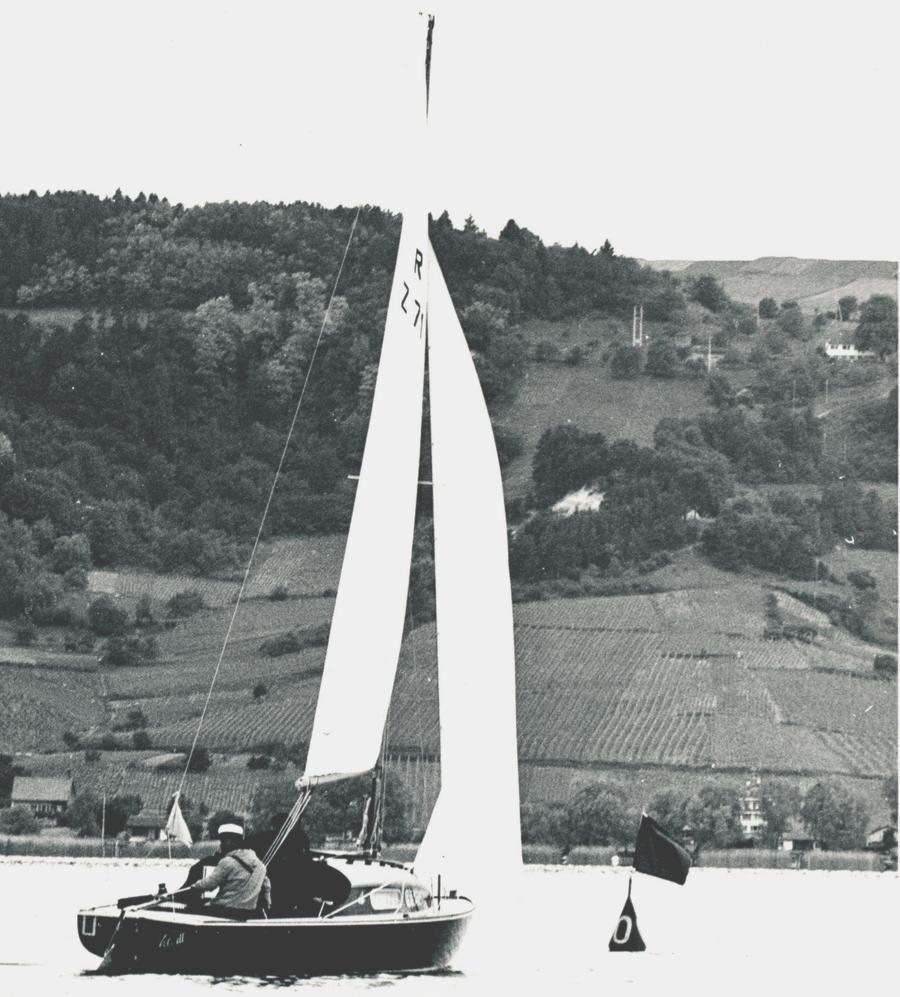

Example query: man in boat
[184,823,271,917]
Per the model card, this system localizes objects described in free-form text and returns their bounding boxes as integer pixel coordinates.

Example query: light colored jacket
[200,848,270,910]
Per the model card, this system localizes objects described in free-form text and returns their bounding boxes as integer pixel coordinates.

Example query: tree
[761,781,802,848]
[855,294,897,359]
[609,344,641,379]
[253,682,268,700]
[883,775,898,824]
[132,730,152,749]
[800,781,869,850]
[87,594,129,636]
[599,239,615,257]
[688,274,729,313]
[758,297,778,319]
[0,431,15,491]
[837,295,857,321]
[187,746,212,772]
[683,784,742,850]
[134,593,154,627]
[531,425,609,507]
[706,371,736,410]
[520,802,568,846]
[50,533,91,575]
[562,781,631,847]
[165,589,205,619]
[68,791,102,836]
[13,614,37,645]
[644,337,678,378]
[248,782,297,835]
[0,806,39,835]
[777,302,804,337]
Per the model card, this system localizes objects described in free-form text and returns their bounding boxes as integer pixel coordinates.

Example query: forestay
[414,248,523,896]
[300,14,434,788]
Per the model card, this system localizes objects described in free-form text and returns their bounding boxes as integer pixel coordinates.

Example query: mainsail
[414,247,522,893]
[301,214,428,784]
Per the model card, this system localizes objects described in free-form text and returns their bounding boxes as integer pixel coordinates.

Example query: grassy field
[646,258,897,309]
[86,535,346,611]
[498,316,710,495]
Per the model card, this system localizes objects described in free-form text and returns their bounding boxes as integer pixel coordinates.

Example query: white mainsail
[414,246,522,894]
[301,212,428,785]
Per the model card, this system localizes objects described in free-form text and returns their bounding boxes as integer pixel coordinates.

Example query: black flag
[608,879,646,952]
[633,814,691,885]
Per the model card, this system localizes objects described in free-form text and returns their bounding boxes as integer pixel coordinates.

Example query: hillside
[642,257,897,310]
[3,542,894,829]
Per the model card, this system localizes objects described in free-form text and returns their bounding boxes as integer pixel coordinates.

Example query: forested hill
[0,190,692,585]
[0,190,669,318]
[641,257,897,311]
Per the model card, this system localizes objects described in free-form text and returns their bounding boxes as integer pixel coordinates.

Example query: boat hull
[78,901,472,975]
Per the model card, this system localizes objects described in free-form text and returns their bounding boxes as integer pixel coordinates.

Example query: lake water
[0,857,896,995]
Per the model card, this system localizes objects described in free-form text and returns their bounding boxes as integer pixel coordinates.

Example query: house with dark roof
[11,776,75,816]
[125,812,168,841]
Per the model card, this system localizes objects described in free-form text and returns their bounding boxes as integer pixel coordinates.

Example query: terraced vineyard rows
[245,536,344,596]
[762,670,896,737]
[87,536,345,609]
[73,763,304,814]
[815,730,898,776]
[149,673,321,750]
[103,599,334,699]
[0,665,105,751]
[28,574,893,781]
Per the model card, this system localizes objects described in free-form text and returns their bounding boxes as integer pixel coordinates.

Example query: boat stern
[77,905,121,958]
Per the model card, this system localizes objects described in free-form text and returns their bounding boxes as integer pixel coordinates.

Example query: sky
[2,0,898,261]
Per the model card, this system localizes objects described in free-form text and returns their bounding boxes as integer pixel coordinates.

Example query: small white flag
[165,793,192,846]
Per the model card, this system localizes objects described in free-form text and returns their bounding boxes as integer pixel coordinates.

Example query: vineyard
[0,663,106,752]
[7,574,896,805]
[86,535,346,610]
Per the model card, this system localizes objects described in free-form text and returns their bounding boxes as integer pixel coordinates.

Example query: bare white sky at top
[2,0,897,261]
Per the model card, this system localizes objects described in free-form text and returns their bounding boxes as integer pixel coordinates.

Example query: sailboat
[76,15,521,976]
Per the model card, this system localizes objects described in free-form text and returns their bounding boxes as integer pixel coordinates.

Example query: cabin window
[403,886,432,911]
[369,887,402,912]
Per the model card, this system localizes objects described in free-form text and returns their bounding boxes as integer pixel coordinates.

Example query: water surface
[0,857,895,995]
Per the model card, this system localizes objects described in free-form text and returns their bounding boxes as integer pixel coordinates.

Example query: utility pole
[632,304,644,347]
[707,333,712,374]
[101,792,106,858]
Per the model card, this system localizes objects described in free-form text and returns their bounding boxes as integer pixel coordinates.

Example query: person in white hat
[186,823,271,917]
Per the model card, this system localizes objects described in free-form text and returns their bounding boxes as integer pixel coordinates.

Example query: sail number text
[400,248,425,333]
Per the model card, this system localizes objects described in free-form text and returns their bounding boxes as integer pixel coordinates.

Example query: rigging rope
[175,205,363,803]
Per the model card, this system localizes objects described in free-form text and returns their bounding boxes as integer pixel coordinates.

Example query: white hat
[217,823,244,837]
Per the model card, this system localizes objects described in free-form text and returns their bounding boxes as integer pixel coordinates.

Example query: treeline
[521,775,891,853]
[0,190,691,602]
[0,191,679,321]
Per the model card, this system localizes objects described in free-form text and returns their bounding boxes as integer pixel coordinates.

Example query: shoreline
[0,839,889,872]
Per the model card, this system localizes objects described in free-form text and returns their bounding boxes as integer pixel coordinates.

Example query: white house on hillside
[824,341,876,360]
[551,487,605,516]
